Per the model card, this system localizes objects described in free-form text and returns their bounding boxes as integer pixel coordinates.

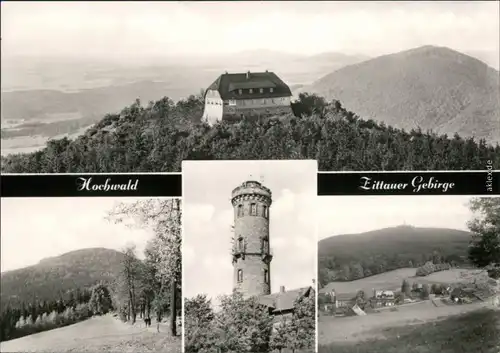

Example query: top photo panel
[1,1,499,173]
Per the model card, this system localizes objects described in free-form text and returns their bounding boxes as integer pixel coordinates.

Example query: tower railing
[262,247,273,263]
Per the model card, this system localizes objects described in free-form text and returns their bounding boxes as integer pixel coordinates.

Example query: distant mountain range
[318,225,472,283]
[0,248,125,306]
[2,46,499,156]
[301,45,500,144]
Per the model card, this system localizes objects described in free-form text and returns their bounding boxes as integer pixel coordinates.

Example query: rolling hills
[318,225,472,285]
[302,45,500,144]
[0,248,126,307]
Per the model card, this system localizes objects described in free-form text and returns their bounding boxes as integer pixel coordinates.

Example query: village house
[259,286,314,322]
[202,71,293,124]
[334,292,355,309]
[319,289,355,309]
[371,289,396,307]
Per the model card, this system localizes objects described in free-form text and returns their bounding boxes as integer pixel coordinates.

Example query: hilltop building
[230,180,312,320]
[202,71,293,124]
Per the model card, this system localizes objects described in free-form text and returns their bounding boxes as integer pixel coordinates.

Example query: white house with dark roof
[202,70,293,124]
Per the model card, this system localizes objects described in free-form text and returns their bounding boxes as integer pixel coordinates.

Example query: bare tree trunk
[170,279,177,337]
[131,282,137,324]
[129,289,136,324]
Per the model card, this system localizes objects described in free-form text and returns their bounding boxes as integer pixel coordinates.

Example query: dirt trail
[0,314,181,353]
[319,300,493,345]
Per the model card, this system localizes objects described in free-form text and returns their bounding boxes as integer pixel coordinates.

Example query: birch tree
[107,198,182,336]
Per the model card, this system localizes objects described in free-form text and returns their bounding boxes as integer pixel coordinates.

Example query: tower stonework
[231,180,273,298]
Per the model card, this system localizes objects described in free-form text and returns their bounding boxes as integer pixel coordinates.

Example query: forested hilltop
[318,226,472,287]
[2,93,499,173]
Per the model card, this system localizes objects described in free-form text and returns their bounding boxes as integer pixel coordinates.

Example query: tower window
[250,203,257,216]
[264,269,269,284]
[262,238,268,252]
[263,205,268,218]
[238,237,243,251]
[237,269,243,283]
[237,204,243,217]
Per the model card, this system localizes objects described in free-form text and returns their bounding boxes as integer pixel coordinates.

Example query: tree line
[185,290,315,353]
[416,261,452,276]
[0,286,99,341]
[2,93,499,173]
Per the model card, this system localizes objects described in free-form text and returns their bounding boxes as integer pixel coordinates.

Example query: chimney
[246,71,250,79]
[280,285,285,293]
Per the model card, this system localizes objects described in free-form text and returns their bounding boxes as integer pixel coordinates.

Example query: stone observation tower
[231,180,273,298]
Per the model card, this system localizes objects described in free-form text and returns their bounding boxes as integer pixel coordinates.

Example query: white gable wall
[202,89,223,125]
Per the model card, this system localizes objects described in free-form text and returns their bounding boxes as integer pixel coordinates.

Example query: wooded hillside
[2,94,499,173]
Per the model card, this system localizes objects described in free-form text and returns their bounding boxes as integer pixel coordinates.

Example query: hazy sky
[318,195,476,240]
[182,160,317,303]
[0,197,155,272]
[2,1,498,59]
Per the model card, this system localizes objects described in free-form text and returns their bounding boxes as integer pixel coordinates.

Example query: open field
[319,306,499,353]
[0,314,181,353]
[320,268,482,296]
[418,268,485,284]
[321,268,416,294]
[319,300,496,344]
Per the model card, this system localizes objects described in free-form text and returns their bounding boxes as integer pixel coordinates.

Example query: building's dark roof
[206,71,292,100]
[318,287,356,301]
[335,293,356,302]
[259,286,312,313]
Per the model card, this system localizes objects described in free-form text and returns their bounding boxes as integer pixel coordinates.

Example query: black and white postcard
[317,194,500,353]
[0,196,182,353]
[182,160,317,353]
[1,1,499,173]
